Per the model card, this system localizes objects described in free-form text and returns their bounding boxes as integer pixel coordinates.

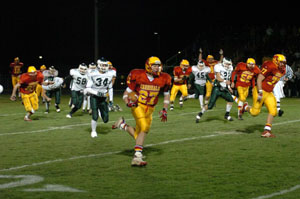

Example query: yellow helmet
[40,65,46,70]
[180,59,190,66]
[108,61,113,69]
[206,55,214,60]
[27,66,37,73]
[14,57,20,62]
[246,58,256,65]
[273,54,286,66]
[145,56,162,76]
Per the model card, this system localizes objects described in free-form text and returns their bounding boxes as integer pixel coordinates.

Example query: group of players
[8,49,293,166]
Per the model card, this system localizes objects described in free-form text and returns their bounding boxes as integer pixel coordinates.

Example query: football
[128,91,138,102]
[0,84,3,94]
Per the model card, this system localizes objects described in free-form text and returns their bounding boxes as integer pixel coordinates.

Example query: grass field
[0,93,300,199]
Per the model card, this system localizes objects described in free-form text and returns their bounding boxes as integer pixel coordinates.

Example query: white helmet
[89,62,97,69]
[222,57,232,69]
[78,63,88,74]
[97,57,109,73]
[197,60,205,69]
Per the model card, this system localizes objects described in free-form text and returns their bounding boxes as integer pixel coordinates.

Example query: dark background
[2,0,300,80]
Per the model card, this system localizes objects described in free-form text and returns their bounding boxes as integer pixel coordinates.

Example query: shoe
[91,131,98,138]
[170,105,174,111]
[131,152,147,167]
[261,130,276,138]
[224,115,233,121]
[238,115,243,120]
[44,109,49,114]
[24,116,32,122]
[55,104,60,112]
[196,112,202,123]
[278,110,284,117]
[115,104,123,112]
[66,114,72,118]
[240,102,248,115]
[112,117,125,129]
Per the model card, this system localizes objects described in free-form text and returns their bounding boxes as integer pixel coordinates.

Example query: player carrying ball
[113,56,172,166]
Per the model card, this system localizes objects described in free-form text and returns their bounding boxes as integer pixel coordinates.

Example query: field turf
[0,94,300,199]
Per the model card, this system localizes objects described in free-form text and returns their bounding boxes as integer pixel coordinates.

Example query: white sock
[226,104,232,112]
[187,94,195,99]
[87,96,90,110]
[277,101,280,111]
[91,120,97,132]
[199,95,204,108]
[109,88,113,102]
[82,98,87,110]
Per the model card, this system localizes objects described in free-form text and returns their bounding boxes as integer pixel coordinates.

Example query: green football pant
[90,95,109,122]
[208,86,233,109]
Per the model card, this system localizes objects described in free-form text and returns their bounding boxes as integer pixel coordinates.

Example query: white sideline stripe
[251,184,300,199]
[0,110,212,136]
[0,132,238,172]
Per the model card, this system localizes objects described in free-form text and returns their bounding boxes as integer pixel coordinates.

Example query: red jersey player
[10,66,45,121]
[241,54,286,138]
[231,58,261,119]
[113,56,172,166]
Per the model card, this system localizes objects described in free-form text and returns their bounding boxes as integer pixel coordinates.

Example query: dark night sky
[1,0,299,75]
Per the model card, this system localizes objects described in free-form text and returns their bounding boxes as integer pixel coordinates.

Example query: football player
[197,57,234,122]
[198,48,224,106]
[240,54,287,138]
[43,66,61,113]
[112,56,172,166]
[187,60,212,117]
[36,65,47,103]
[66,63,88,118]
[107,61,118,111]
[170,59,192,110]
[230,58,261,120]
[273,61,293,117]
[82,62,97,113]
[84,58,114,138]
[10,66,45,121]
[9,57,24,98]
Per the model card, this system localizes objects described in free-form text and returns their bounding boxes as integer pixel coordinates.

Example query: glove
[159,108,167,122]
[127,101,137,108]
[257,90,263,102]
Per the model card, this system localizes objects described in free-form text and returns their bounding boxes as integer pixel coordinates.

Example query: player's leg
[99,98,109,123]
[54,88,61,112]
[21,93,34,121]
[205,81,213,105]
[45,90,52,114]
[237,86,249,120]
[66,91,80,118]
[262,92,277,138]
[170,85,179,110]
[273,81,285,117]
[90,95,100,137]
[179,85,188,107]
[207,86,219,110]
[220,90,234,121]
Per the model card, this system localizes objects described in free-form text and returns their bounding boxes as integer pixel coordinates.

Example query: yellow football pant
[205,81,213,98]
[250,87,277,117]
[21,92,39,112]
[131,103,154,139]
[11,76,20,88]
[35,84,43,97]
[237,86,249,102]
[170,84,188,102]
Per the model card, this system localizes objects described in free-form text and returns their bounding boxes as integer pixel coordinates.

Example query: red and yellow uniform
[203,57,219,98]
[127,69,171,138]
[36,65,47,98]
[170,65,192,102]
[19,70,44,112]
[250,60,286,117]
[232,61,261,102]
[10,57,24,87]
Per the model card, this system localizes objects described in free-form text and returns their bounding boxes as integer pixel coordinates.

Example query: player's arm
[188,73,195,88]
[216,72,230,85]
[10,83,21,101]
[256,73,265,102]
[198,48,203,61]
[219,49,224,62]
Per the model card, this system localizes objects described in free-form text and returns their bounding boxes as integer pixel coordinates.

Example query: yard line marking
[0,131,239,172]
[0,110,218,136]
[251,184,300,199]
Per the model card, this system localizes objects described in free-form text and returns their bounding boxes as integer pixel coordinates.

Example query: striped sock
[134,145,143,153]
[264,123,272,131]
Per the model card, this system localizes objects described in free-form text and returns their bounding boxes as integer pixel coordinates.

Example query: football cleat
[55,104,60,113]
[261,130,276,138]
[91,131,98,138]
[131,152,147,167]
[112,117,125,129]
[66,114,72,118]
[44,109,49,114]
[240,102,248,115]
[278,109,284,117]
[115,104,123,112]
[238,115,243,120]
[224,115,233,121]
[170,105,174,111]
[24,116,32,122]
[195,112,202,123]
